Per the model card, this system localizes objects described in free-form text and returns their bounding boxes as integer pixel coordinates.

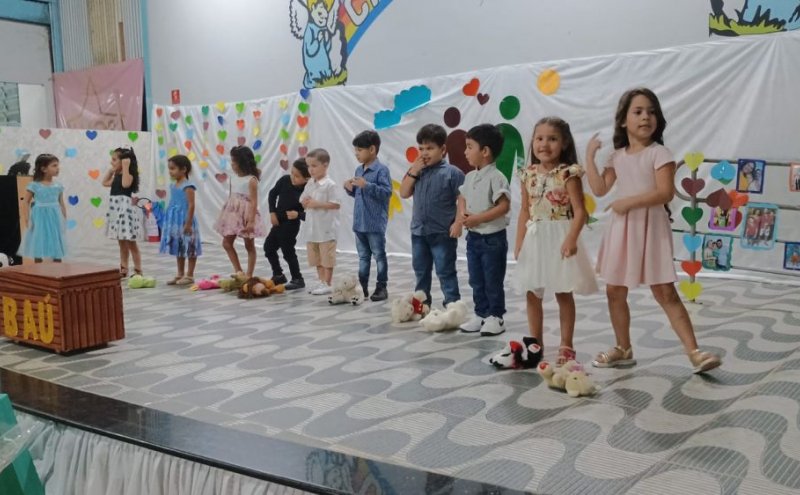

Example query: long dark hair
[613,88,667,150]
[529,117,578,165]
[230,146,260,179]
[169,154,192,178]
[32,154,59,182]
[115,147,140,193]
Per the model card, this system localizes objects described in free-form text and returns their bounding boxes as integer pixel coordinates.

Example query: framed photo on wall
[785,243,800,271]
[702,234,733,271]
[790,163,800,192]
[740,202,778,250]
[708,206,739,232]
[736,159,765,194]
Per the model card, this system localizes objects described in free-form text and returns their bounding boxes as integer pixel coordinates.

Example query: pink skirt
[213,193,267,238]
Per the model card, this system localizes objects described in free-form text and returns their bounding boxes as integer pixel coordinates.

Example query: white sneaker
[460,315,483,333]
[307,282,324,294]
[480,316,506,336]
[310,284,332,295]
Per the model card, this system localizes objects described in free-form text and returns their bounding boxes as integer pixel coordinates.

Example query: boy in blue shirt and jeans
[458,124,510,336]
[345,130,393,301]
[399,124,465,308]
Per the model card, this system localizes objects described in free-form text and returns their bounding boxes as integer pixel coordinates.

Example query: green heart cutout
[201,106,210,116]
[157,136,164,145]
[298,102,309,114]
[279,128,290,140]
[235,102,245,113]
[184,115,193,125]
[681,206,703,225]
[217,130,228,141]
[168,123,178,132]
[255,154,262,163]
[90,197,102,207]
[127,131,139,142]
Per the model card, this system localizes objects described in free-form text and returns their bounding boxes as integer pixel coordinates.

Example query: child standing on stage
[586,88,721,373]
[19,154,67,262]
[160,154,202,285]
[301,149,341,295]
[103,147,144,277]
[513,118,598,366]
[214,146,267,279]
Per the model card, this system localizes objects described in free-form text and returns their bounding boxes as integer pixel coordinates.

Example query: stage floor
[1,242,799,494]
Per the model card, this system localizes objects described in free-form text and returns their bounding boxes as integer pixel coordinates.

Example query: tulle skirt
[19,204,66,259]
[213,193,267,238]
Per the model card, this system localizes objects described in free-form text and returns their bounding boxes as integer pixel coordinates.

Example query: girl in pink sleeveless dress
[585,88,721,374]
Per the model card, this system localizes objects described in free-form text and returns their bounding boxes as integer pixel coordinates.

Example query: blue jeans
[466,230,507,318]
[411,233,460,307]
[355,231,388,288]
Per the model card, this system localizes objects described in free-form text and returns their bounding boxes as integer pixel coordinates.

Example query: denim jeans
[466,230,507,318]
[411,233,460,307]
[355,231,388,288]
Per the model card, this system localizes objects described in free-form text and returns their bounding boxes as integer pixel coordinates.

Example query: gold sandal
[689,349,721,374]
[592,346,636,368]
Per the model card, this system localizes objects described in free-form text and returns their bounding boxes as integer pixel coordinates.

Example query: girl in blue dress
[19,154,67,262]
[160,154,202,285]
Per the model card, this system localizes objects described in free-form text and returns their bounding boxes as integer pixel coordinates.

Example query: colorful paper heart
[39,129,51,139]
[156,108,164,118]
[279,144,288,155]
[88,169,100,180]
[681,261,702,277]
[219,158,229,170]
[254,154,262,163]
[279,129,290,140]
[237,136,246,146]
[92,218,104,228]
[159,149,166,159]
[680,178,705,196]
[298,102,310,114]
[168,123,178,132]
[187,151,196,161]
[157,176,166,186]
[186,129,194,139]
[155,189,167,199]
[279,99,288,110]
[297,116,309,128]
[678,280,703,300]
[299,88,311,100]
[216,144,225,155]
[168,147,178,157]
[68,195,79,205]
[215,101,226,112]
[683,152,704,171]
[170,111,180,120]
[280,159,289,170]
[90,197,102,207]
[682,234,702,252]
[253,110,262,119]
[476,93,490,105]
[281,114,291,126]
[235,102,245,114]
[215,173,228,183]
[85,130,98,140]
[236,119,245,130]
[462,78,480,96]
[217,130,228,141]
[202,149,209,157]
[681,206,703,225]
[184,140,192,150]
[253,139,262,150]
[201,105,210,116]
[66,219,77,230]
[252,126,261,137]
[710,160,735,184]
[185,115,193,125]
[199,160,209,169]
[154,123,163,131]
[65,148,77,158]
[728,190,749,208]
[203,122,210,131]
[297,131,308,143]
[217,116,225,126]
[706,188,732,210]
[406,147,419,163]
[298,146,308,157]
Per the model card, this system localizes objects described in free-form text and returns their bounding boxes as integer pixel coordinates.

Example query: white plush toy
[391,290,430,323]
[420,300,469,332]
[538,360,599,397]
[328,275,364,305]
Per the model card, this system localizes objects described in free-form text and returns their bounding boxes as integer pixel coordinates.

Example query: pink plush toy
[191,275,221,291]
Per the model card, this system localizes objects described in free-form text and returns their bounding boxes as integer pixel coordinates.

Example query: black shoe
[361,285,369,298]
[271,273,288,285]
[284,278,305,290]
[370,286,388,302]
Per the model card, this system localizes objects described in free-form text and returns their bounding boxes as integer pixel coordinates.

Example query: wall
[146,0,711,106]
[0,19,55,127]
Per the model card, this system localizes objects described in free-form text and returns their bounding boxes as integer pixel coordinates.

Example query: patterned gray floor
[2,243,800,494]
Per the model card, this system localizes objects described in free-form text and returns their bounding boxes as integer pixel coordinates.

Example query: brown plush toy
[238,277,285,299]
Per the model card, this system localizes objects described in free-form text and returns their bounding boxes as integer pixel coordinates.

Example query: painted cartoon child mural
[290,0,348,89]
[710,0,800,36]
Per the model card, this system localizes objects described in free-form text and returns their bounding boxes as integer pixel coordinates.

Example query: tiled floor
[1,242,799,494]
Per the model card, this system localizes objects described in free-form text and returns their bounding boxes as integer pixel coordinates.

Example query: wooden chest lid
[0,263,120,289]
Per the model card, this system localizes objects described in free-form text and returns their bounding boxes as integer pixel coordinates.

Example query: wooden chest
[0,263,124,352]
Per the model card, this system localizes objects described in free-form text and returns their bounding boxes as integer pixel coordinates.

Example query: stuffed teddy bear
[488,337,542,369]
[127,274,156,289]
[238,277,285,299]
[328,275,364,305]
[419,300,468,332]
[219,273,246,292]
[538,360,599,397]
[191,275,220,291]
[391,290,430,323]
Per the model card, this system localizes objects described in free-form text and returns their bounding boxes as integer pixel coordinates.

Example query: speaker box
[0,176,32,267]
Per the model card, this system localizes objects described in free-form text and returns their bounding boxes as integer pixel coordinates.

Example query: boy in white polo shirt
[300,148,340,295]
[457,124,511,336]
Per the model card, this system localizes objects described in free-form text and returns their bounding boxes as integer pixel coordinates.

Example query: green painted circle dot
[499,96,520,120]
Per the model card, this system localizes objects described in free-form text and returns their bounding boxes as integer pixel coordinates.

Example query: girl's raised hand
[586,133,602,159]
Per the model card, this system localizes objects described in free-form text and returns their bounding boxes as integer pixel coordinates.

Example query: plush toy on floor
[391,290,430,323]
[127,274,156,289]
[488,337,542,369]
[191,275,221,291]
[219,273,246,292]
[538,360,599,397]
[238,277,285,299]
[328,275,364,305]
[419,300,468,332]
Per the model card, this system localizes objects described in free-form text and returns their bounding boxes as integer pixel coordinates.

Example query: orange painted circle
[537,69,561,95]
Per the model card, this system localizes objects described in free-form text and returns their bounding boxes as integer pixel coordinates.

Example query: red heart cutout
[39,129,51,139]
[236,119,245,130]
[202,149,209,157]
[280,159,289,170]
[681,261,702,277]
[237,136,246,146]
[184,140,192,150]
[297,116,309,128]
[462,78,480,96]
[155,189,167,199]
[705,188,731,210]
[253,110,262,119]
[406,146,419,163]
[728,190,749,208]
[279,144,288,155]
[477,93,490,105]
[170,110,181,120]
[215,144,225,155]
[156,108,164,118]
[203,122,210,131]
[298,146,308,157]
[215,173,228,183]
[681,178,706,196]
